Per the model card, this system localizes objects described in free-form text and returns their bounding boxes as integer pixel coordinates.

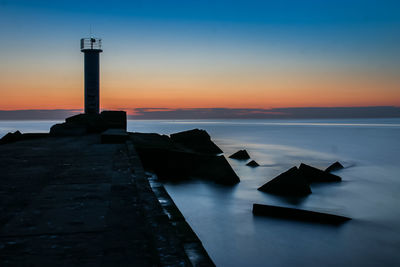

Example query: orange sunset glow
[1,66,399,112]
[1,0,399,117]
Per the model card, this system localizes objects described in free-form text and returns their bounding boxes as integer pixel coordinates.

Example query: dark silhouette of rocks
[101,128,129,144]
[299,163,341,183]
[258,163,343,197]
[170,129,223,154]
[50,111,126,136]
[229,150,250,160]
[131,132,175,149]
[0,130,22,144]
[195,155,240,185]
[252,203,351,225]
[325,161,344,173]
[246,160,259,167]
[50,121,87,136]
[97,111,127,130]
[257,167,311,196]
[0,131,48,145]
[130,130,240,185]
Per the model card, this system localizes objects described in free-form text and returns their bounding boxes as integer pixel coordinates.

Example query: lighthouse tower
[80,37,102,114]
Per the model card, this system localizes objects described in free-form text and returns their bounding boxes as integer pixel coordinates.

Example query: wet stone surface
[0,135,212,266]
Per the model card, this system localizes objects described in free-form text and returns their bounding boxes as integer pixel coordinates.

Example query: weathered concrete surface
[101,129,129,144]
[0,135,214,266]
[126,141,215,267]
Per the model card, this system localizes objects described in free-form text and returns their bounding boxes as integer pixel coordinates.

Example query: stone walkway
[0,135,213,266]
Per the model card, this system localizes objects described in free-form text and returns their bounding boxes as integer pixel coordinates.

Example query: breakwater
[0,133,214,266]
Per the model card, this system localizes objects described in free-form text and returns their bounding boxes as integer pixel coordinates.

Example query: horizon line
[0,106,400,120]
[1,105,400,111]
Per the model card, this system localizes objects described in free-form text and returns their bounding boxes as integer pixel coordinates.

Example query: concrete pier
[0,135,214,266]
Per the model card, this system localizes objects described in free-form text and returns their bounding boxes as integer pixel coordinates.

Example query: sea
[1,118,400,267]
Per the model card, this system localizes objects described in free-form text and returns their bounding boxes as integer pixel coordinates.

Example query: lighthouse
[80,37,102,114]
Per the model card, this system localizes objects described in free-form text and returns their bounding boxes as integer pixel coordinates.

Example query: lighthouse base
[50,111,126,136]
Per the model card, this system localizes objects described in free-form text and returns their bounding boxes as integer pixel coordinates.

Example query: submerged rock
[229,150,250,160]
[130,130,240,185]
[170,129,223,154]
[252,203,351,225]
[258,167,311,196]
[299,163,341,183]
[325,161,344,173]
[246,160,259,167]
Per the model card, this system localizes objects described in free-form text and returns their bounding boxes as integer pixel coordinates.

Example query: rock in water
[193,155,240,185]
[252,203,351,225]
[325,161,344,173]
[299,163,341,183]
[258,167,311,196]
[246,160,259,167]
[229,150,250,160]
[0,131,22,145]
[170,129,223,154]
[130,131,240,185]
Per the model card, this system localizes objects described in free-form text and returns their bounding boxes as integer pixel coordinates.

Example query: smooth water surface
[128,119,400,267]
[1,119,399,266]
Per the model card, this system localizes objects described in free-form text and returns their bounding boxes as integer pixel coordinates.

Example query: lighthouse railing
[80,38,102,51]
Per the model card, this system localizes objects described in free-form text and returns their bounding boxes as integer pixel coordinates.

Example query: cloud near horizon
[128,107,400,119]
[0,109,81,120]
[1,107,399,120]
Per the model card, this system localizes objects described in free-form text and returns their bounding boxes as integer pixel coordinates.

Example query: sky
[0,0,399,113]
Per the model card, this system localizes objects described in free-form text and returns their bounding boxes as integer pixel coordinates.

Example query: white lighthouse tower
[80,37,102,114]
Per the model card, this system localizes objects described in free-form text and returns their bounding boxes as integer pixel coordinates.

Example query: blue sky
[0,0,399,111]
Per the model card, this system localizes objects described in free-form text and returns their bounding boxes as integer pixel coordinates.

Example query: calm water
[1,119,400,266]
